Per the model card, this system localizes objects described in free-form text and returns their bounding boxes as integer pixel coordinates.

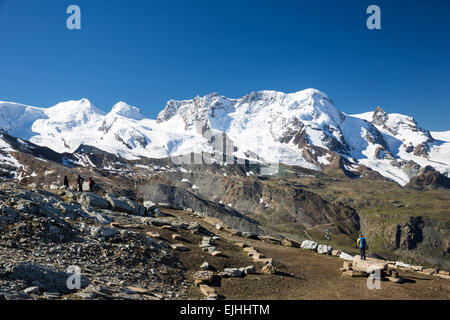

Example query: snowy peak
[109,101,144,120]
[46,98,105,121]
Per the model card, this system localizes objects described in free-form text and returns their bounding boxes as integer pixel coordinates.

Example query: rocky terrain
[0,181,449,300]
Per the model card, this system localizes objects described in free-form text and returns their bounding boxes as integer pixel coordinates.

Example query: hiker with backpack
[77,174,84,192]
[88,177,95,192]
[357,234,367,260]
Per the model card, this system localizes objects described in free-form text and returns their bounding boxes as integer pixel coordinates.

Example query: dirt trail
[158,209,450,300]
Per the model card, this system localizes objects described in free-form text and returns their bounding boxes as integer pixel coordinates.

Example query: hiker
[357,234,367,260]
[63,176,69,190]
[88,177,95,192]
[76,174,84,192]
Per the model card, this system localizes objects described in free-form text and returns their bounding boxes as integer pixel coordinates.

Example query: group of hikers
[63,174,95,192]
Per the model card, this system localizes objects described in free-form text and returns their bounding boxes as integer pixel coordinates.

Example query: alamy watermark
[66,265,82,290]
[66,5,81,30]
[366,5,381,30]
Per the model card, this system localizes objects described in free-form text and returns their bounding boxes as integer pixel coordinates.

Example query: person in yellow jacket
[357,234,367,260]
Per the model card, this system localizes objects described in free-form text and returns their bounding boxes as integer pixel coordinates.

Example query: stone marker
[210,251,225,257]
[419,268,436,275]
[261,263,276,274]
[243,265,256,275]
[222,268,243,277]
[317,244,332,254]
[170,244,190,251]
[331,249,341,257]
[342,261,353,271]
[281,238,301,248]
[352,255,388,273]
[235,242,248,248]
[193,271,214,286]
[146,231,161,239]
[172,234,182,240]
[387,276,404,283]
[301,240,318,251]
[199,284,218,300]
[339,252,354,261]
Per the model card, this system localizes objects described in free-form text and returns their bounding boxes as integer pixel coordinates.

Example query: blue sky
[0,0,449,130]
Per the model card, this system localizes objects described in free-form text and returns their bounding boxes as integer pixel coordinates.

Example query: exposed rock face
[368,215,450,269]
[0,205,22,225]
[139,184,262,234]
[105,194,134,214]
[406,166,450,190]
[0,182,189,300]
[8,262,90,293]
[78,193,110,210]
[372,107,388,126]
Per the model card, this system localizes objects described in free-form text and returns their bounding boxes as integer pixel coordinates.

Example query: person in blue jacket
[357,234,367,260]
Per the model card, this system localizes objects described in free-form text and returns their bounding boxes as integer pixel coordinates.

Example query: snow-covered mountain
[0,89,449,185]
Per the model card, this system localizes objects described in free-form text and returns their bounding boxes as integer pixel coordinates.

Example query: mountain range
[0,88,449,186]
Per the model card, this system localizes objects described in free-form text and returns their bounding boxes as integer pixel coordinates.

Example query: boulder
[317,244,332,254]
[331,249,341,256]
[83,209,113,224]
[105,194,134,214]
[339,252,354,261]
[436,274,450,280]
[222,268,242,277]
[241,232,258,239]
[390,270,400,279]
[172,234,182,241]
[146,231,161,239]
[243,265,256,275]
[143,201,164,217]
[90,226,118,238]
[149,218,171,227]
[193,271,214,286]
[387,275,404,283]
[0,205,22,225]
[50,184,60,190]
[79,193,110,210]
[210,251,225,257]
[24,286,40,294]
[301,240,318,251]
[419,268,436,275]
[281,238,301,248]
[235,242,248,248]
[121,197,145,216]
[199,285,217,300]
[200,262,210,271]
[258,236,282,244]
[255,257,273,265]
[352,255,388,273]
[342,261,353,271]
[261,263,276,274]
[395,261,411,270]
[170,244,190,251]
